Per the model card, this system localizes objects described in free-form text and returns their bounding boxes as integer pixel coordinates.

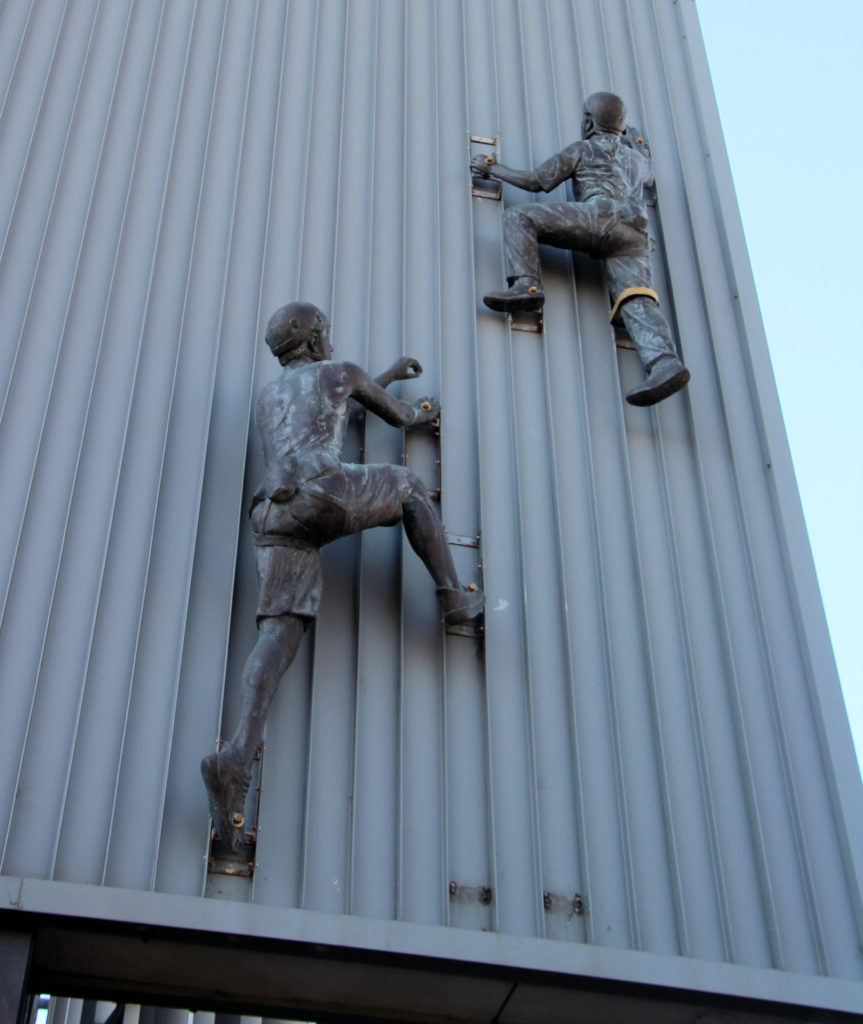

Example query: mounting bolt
[420,400,432,411]
[232,813,244,829]
[467,582,478,592]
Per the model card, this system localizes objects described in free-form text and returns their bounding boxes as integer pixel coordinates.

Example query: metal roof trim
[3,875,862,1016]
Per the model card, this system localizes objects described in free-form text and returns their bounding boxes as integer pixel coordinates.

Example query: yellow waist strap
[609,286,659,322]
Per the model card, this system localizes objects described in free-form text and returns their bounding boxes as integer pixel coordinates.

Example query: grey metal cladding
[0,0,861,999]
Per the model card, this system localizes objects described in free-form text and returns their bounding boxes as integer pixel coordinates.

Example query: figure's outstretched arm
[470,154,543,192]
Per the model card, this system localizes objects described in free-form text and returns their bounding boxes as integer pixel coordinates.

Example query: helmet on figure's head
[582,91,626,138]
[266,301,331,363]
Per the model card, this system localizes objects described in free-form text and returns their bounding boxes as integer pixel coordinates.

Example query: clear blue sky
[697,0,863,768]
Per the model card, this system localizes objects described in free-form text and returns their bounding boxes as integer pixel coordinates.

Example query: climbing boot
[437,585,485,626]
[482,278,544,313]
[201,743,251,852]
[626,355,690,407]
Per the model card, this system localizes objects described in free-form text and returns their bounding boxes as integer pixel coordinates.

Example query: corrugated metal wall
[1,0,861,987]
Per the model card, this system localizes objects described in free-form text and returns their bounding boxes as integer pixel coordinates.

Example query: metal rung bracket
[208,829,257,878]
[442,530,483,638]
[543,890,586,919]
[449,880,493,905]
[613,325,636,350]
[469,133,502,200]
[508,309,543,333]
[445,531,479,548]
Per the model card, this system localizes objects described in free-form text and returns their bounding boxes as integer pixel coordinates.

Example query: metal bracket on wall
[449,880,493,905]
[543,890,586,919]
[208,829,257,878]
[469,133,502,200]
[613,323,636,350]
[406,421,483,639]
[444,532,483,639]
[445,531,479,548]
[402,416,440,500]
[508,309,543,333]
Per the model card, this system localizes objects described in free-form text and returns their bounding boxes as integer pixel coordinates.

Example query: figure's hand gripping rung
[469,133,502,200]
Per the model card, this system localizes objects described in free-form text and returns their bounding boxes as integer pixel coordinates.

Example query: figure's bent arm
[374,356,423,390]
[472,156,543,192]
[488,163,543,192]
[341,362,438,427]
[471,142,581,194]
[349,357,424,420]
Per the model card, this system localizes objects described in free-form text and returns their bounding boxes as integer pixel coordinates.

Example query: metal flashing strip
[2,877,863,1019]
